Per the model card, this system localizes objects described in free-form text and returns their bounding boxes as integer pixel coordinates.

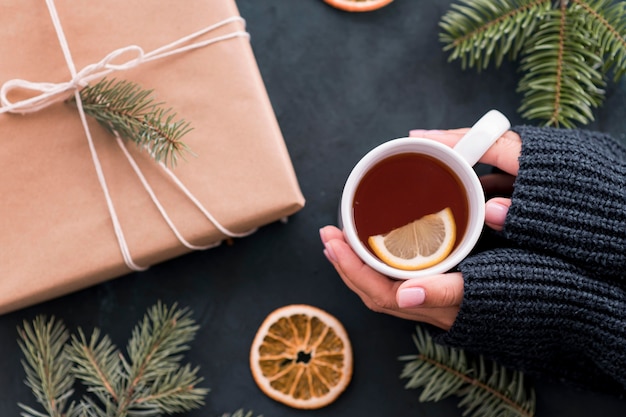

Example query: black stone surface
[1,1,625,416]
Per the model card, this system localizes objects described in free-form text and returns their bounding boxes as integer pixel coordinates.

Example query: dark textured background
[1,1,625,416]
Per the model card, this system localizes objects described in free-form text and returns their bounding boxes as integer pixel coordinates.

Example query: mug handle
[453,109,511,166]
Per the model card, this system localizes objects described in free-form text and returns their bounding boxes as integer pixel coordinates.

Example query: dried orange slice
[368,207,456,271]
[323,0,394,12]
[249,304,353,409]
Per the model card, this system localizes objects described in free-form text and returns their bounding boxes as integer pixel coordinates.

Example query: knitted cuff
[435,248,626,393]
[506,126,626,279]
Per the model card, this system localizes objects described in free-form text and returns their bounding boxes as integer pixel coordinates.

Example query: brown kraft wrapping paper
[0,0,305,314]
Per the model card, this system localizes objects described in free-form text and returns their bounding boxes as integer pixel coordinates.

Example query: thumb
[397,273,464,308]
[485,197,511,231]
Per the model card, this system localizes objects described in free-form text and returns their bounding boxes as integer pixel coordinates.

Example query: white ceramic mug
[339,109,511,279]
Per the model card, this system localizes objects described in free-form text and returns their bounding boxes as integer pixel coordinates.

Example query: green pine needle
[440,0,626,127]
[399,326,536,417]
[17,302,208,417]
[76,78,193,166]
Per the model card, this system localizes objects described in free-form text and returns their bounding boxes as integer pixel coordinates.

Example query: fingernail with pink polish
[397,287,425,308]
[323,242,338,263]
[485,201,509,225]
[319,227,328,243]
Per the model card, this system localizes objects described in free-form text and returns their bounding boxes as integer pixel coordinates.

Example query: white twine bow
[0,0,256,271]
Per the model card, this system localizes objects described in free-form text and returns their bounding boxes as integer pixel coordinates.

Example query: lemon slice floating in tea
[250,304,353,410]
[323,0,394,12]
[368,207,456,271]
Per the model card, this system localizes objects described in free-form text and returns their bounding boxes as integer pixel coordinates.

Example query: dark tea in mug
[352,152,469,256]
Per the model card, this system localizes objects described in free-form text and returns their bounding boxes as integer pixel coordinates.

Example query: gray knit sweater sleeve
[505,125,626,279]
[435,126,626,393]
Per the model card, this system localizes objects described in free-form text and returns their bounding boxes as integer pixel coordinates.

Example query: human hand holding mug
[321,113,522,330]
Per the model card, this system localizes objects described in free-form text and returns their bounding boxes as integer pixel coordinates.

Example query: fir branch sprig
[75,78,193,166]
[439,0,552,69]
[439,0,626,128]
[399,326,536,417]
[17,316,78,417]
[17,302,208,417]
[518,4,607,126]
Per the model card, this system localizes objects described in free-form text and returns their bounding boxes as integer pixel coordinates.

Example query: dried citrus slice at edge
[368,207,456,271]
[323,0,394,12]
[250,304,353,409]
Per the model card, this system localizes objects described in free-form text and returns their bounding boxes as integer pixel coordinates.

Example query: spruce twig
[17,302,208,417]
[439,0,626,127]
[399,326,536,417]
[75,78,193,166]
[17,316,78,417]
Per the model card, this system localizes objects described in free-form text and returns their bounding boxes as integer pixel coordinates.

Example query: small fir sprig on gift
[73,78,193,166]
[17,302,208,417]
[439,0,626,128]
[399,326,536,417]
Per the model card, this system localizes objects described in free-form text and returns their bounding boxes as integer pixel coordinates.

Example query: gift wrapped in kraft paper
[0,0,305,314]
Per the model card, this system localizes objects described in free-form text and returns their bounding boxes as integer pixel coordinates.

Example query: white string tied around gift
[0,0,257,271]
